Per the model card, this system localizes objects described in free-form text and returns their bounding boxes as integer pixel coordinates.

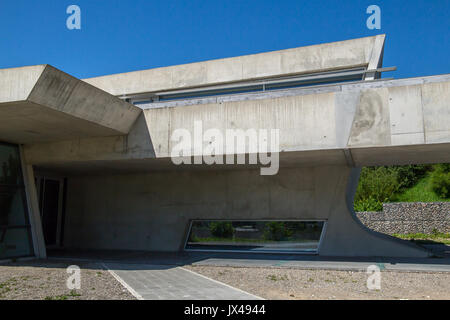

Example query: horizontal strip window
[154,75,361,102]
[129,67,396,105]
[185,220,326,254]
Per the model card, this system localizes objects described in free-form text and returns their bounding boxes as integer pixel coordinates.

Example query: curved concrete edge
[346,167,430,256]
[321,167,429,258]
[319,166,430,258]
[55,164,432,259]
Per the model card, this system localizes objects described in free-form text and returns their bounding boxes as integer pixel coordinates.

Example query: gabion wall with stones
[356,202,449,234]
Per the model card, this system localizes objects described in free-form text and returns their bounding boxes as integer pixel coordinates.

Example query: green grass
[267,274,288,281]
[45,295,68,300]
[44,290,81,300]
[189,236,312,244]
[190,236,272,243]
[391,173,449,203]
[393,231,450,245]
[0,278,17,298]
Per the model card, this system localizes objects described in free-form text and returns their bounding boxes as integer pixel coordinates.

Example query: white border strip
[179,266,265,300]
[101,263,144,300]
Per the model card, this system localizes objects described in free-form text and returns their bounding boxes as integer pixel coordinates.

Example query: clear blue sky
[0,0,448,79]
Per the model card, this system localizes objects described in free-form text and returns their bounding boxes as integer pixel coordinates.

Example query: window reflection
[0,144,21,185]
[0,142,33,259]
[186,220,325,253]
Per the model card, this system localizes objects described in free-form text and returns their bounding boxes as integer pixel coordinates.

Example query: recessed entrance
[36,176,65,248]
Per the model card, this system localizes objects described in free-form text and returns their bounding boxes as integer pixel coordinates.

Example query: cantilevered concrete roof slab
[23,74,450,174]
[83,35,386,97]
[0,65,141,144]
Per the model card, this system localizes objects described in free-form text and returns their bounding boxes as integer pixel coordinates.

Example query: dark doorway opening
[37,177,65,248]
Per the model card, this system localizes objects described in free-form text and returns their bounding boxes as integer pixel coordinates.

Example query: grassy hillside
[354,164,450,212]
[392,173,448,202]
[355,164,450,242]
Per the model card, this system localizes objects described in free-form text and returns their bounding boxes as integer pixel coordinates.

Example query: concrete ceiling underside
[0,101,125,144]
[32,143,450,176]
[0,65,141,144]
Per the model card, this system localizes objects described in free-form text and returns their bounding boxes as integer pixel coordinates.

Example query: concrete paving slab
[103,263,262,300]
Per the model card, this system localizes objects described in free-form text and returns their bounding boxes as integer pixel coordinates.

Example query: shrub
[355,166,400,205]
[263,222,292,241]
[354,197,383,212]
[395,165,430,190]
[209,221,234,238]
[430,164,450,198]
[188,233,200,243]
[354,164,448,211]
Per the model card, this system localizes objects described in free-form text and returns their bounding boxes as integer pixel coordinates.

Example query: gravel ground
[185,265,450,300]
[0,260,135,300]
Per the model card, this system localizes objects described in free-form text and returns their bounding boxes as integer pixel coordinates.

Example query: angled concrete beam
[0,65,141,144]
[20,147,46,258]
[364,34,385,80]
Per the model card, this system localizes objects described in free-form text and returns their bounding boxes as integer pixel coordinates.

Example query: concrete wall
[23,75,450,171]
[83,35,384,96]
[62,165,427,257]
[357,202,450,234]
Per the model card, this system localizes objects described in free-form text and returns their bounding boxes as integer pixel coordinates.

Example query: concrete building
[1,35,449,260]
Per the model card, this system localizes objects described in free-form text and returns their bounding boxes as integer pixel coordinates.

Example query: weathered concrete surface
[21,72,450,260]
[0,65,45,103]
[0,65,141,143]
[23,74,450,170]
[25,75,448,259]
[4,36,448,260]
[364,33,385,80]
[83,35,385,96]
[61,166,428,258]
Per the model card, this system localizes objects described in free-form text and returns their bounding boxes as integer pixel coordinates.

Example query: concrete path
[191,256,450,272]
[188,247,450,272]
[103,263,262,300]
[49,249,450,273]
